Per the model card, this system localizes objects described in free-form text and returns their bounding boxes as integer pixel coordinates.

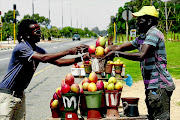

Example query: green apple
[115,82,123,90]
[107,83,115,90]
[108,77,117,84]
[103,82,108,90]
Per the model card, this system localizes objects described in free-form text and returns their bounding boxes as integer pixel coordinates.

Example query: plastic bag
[124,74,133,87]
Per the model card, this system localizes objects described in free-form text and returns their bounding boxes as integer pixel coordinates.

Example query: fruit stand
[48,37,148,120]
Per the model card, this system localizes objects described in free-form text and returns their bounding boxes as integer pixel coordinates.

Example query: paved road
[0,38,95,120]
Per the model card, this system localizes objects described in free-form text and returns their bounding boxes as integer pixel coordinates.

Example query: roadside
[121,78,180,120]
[0,38,71,51]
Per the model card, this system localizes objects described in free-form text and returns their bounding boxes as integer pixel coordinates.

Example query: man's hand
[68,47,80,55]
[82,53,91,61]
[100,51,115,61]
[79,44,89,53]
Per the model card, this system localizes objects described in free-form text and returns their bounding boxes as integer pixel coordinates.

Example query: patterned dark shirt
[0,41,46,92]
[130,26,175,89]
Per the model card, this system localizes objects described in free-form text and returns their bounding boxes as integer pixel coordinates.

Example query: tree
[2,10,20,23]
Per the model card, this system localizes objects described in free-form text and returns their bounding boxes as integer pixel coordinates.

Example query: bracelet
[115,51,119,57]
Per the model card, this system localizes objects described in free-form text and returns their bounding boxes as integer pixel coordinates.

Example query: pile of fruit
[50,73,83,109]
[82,72,123,92]
[88,36,110,56]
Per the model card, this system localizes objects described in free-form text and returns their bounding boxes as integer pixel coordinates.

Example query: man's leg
[12,93,26,120]
[145,88,173,120]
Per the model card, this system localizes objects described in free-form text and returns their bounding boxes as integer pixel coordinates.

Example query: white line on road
[0,58,10,62]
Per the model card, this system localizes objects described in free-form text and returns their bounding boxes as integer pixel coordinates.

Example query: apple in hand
[96,80,104,90]
[82,82,89,91]
[88,45,96,54]
[55,87,62,98]
[65,73,74,86]
[95,46,104,56]
[115,82,123,90]
[88,83,97,92]
[71,83,80,93]
[82,77,89,85]
[61,84,71,94]
[89,72,98,83]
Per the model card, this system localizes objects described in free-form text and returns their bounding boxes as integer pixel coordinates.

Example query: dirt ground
[121,78,180,120]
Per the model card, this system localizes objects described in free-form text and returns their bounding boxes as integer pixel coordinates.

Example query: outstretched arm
[50,57,82,67]
[107,42,136,52]
[31,47,79,63]
[101,44,154,61]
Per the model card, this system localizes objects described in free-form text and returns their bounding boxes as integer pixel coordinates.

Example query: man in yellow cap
[101,6,175,120]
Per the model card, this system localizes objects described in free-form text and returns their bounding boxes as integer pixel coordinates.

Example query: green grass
[166,41,180,79]
[113,41,180,82]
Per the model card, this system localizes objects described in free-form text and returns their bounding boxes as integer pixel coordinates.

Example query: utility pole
[0,11,2,42]
[32,0,34,19]
[49,0,50,23]
[62,0,63,28]
[126,5,129,41]
[165,0,168,34]
[13,4,16,44]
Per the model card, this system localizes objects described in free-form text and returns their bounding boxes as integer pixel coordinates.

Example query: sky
[0,0,131,30]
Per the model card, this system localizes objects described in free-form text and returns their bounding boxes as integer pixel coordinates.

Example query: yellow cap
[132,6,159,18]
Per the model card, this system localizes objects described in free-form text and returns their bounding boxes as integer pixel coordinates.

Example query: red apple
[74,63,77,66]
[88,83,97,92]
[72,64,76,68]
[61,79,66,87]
[89,72,98,83]
[80,88,84,94]
[51,99,59,109]
[71,83,80,93]
[82,82,89,91]
[76,64,80,68]
[99,37,106,47]
[96,80,104,90]
[84,61,89,64]
[105,47,110,54]
[53,92,59,100]
[82,77,89,85]
[96,37,100,47]
[61,84,71,94]
[56,87,62,98]
[88,45,96,54]
[65,73,74,86]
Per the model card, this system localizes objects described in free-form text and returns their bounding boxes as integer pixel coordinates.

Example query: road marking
[0,58,10,62]
[33,65,53,77]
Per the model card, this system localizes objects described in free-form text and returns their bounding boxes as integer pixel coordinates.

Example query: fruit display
[71,63,86,76]
[104,77,123,91]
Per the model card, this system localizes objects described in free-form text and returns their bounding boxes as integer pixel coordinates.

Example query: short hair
[17,19,37,42]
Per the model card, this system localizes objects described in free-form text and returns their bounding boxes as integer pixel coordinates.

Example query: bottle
[121,64,126,78]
